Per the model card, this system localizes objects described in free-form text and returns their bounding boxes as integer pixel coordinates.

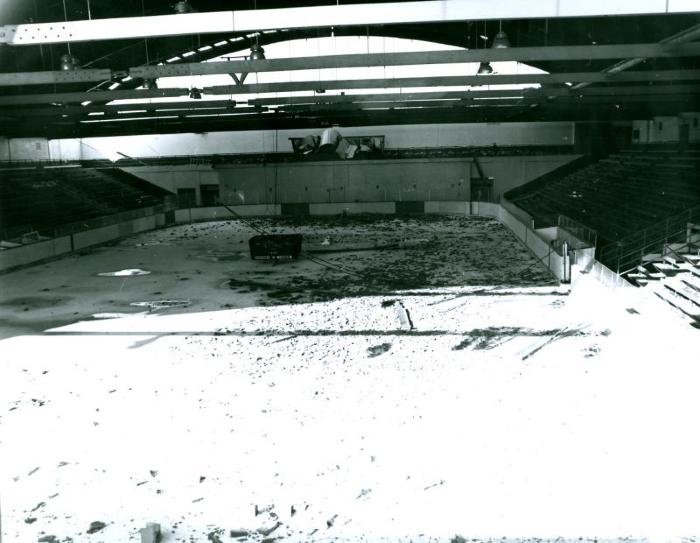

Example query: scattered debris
[254,504,273,516]
[139,522,161,543]
[424,479,445,490]
[92,312,147,319]
[256,521,281,537]
[130,300,191,310]
[86,521,106,534]
[356,488,372,499]
[97,269,151,277]
[367,343,392,358]
[521,323,590,361]
[206,530,224,543]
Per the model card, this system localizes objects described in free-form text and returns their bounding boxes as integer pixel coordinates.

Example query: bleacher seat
[0,167,170,240]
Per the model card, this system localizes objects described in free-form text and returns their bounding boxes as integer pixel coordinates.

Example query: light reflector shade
[492,31,510,48]
[60,53,79,70]
[249,44,266,60]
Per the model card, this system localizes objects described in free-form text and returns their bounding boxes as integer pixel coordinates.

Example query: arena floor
[1,216,698,542]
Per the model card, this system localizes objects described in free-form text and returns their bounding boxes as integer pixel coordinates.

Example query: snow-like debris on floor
[1,216,698,542]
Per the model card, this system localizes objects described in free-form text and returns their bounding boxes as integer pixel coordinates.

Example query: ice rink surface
[1,217,698,542]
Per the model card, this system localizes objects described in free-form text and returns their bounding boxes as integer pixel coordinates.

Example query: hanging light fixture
[144,78,158,90]
[476,61,493,75]
[173,0,193,13]
[476,21,493,75]
[249,43,265,60]
[189,88,202,99]
[60,53,80,70]
[59,0,79,70]
[492,21,510,48]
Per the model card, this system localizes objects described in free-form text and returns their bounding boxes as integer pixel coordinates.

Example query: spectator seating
[505,145,700,246]
[0,167,171,240]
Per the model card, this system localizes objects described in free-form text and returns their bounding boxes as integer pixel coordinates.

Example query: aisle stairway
[623,244,700,326]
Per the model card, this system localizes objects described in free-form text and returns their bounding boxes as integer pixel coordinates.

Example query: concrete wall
[587,259,634,289]
[0,214,163,272]
[128,154,578,208]
[173,205,280,223]
[0,236,72,271]
[680,112,700,142]
[632,112,700,144]
[0,137,10,161]
[425,201,470,215]
[42,122,575,161]
[2,137,51,161]
[476,202,567,282]
[309,202,395,215]
[476,155,579,200]
[123,166,219,206]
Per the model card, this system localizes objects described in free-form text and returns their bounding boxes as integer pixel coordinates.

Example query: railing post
[617,242,622,274]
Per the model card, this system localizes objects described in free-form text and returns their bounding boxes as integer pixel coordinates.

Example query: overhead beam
[4,42,699,88]
[5,86,695,121]
[0,69,114,86]
[247,84,700,106]
[1,69,699,106]
[203,70,700,95]
[130,43,700,80]
[248,89,534,106]
[571,23,700,91]
[0,88,190,106]
[3,100,240,117]
[2,0,698,46]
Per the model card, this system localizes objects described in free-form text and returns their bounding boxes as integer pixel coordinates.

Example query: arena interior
[1,1,699,542]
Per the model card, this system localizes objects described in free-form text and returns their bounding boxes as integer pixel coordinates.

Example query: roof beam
[0,69,114,86]
[248,89,533,106]
[5,42,700,88]
[1,70,698,106]
[0,88,190,106]
[129,43,700,80]
[203,70,700,95]
[247,84,700,106]
[2,0,698,46]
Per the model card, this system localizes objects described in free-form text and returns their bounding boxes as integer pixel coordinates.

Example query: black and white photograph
[0,1,699,541]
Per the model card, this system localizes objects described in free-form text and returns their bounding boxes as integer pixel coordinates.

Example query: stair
[622,248,700,325]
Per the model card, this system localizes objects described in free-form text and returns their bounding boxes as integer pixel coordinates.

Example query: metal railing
[557,214,598,248]
[597,205,700,273]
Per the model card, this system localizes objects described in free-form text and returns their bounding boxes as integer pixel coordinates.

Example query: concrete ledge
[587,260,634,288]
[309,202,395,215]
